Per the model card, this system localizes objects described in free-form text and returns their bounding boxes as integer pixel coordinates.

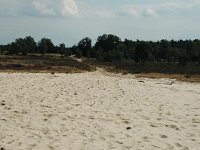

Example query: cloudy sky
[0,0,200,46]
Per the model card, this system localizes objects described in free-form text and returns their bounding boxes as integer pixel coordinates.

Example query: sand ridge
[0,71,200,150]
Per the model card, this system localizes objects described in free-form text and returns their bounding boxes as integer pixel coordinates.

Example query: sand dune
[0,70,200,150]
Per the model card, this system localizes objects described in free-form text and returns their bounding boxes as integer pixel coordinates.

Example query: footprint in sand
[115,141,123,145]
[175,143,182,147]
[166,124,179,130]
[152,145,161,148]
[182,146,189,150]
[48,145,55,150]
[143,136,150,142]
[192,118,200,123]
[156,118,162,121]
[159,134,168,139]
[141,115,151,120]
[124,120,130,124]
[0,146,5,150]
[150,124,157,128]
[43,118,48,122]
[7,139,15,144]
[126,127,132,130]
[29,143,37,149]
[107,134,115,138]
[1,102,5,106]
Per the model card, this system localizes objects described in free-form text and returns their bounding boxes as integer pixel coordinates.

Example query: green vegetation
[1,34,200,65]
[0,34,200,82]
[0,54,95,73]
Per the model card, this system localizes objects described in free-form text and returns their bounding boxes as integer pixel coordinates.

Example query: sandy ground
[0,70,200,150]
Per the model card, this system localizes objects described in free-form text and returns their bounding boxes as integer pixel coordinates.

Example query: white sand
[0,71,200,150]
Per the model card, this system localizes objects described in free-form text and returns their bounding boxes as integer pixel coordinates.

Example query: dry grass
[0,54,96,73]
[135,73,200,83]
[84,59,200,83]
[0,55,200,82]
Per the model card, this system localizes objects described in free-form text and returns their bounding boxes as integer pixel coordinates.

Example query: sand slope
[0,71,200,150]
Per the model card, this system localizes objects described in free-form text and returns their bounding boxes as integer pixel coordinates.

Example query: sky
[0,0,200,46]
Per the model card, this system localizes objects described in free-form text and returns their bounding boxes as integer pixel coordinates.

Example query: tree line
[0,34,200,65]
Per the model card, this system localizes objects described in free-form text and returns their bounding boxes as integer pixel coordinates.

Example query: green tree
[158,39,170,61]
[166,48,179,63]
[186,40,200,62]
[24,36,36,53]
[38,38,54,56]
[15,38,28,55]
[59,43,66,57]
[123,39,136,59]
[5,36,36,55]
[78,37,92,57]
[178,49,188,66]
[134,42,150,64]
[95,34,121,52]
[71,45,82,58]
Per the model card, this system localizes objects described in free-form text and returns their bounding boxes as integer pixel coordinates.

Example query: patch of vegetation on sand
[0,54,96,73]
[85,59,200,82]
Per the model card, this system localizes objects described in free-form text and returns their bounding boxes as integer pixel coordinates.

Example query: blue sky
[0,0,200,46]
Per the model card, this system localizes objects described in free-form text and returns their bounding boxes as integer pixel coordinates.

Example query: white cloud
[144,6,158,17]
[1,0,200,18]
[62,0,79,16]
[32,0,79,17]
[118,5,138,17]
[117,1,200,18]
[1,0,200,45]
[32,0,56,16]
[155,2,194,14]
[0,0,29,16]
[96,10,115,18]
[127,8,138,17]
